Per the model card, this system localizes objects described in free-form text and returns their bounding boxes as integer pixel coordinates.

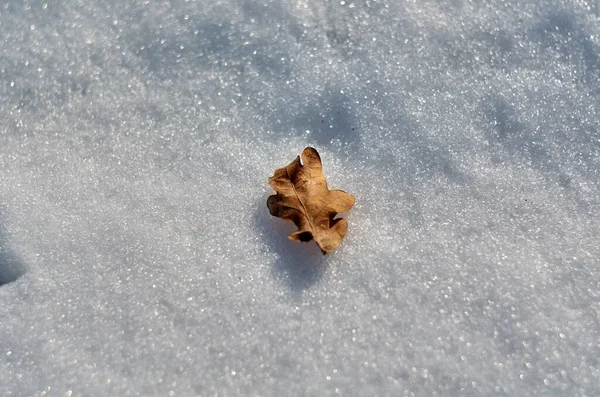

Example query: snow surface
[1,0,600,395]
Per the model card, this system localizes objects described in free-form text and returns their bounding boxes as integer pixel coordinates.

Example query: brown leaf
[267,147,355,254]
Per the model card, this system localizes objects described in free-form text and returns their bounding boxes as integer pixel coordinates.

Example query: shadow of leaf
[254,197,327,294]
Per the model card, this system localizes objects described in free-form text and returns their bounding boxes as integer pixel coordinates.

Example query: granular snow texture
[1,0,600,396]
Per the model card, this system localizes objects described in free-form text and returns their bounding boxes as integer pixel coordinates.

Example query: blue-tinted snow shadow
[292,92,360,151]
[254,199,327,293]
[482,91,599,188]
[0,222,25,287]
[535,10,600,87]
[271,89,362,153]
[122,4,294,82]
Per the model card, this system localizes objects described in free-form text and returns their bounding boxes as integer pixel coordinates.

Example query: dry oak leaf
[267,147,355,254]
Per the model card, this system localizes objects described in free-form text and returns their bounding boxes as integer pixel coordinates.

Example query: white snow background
[1,0,600,395]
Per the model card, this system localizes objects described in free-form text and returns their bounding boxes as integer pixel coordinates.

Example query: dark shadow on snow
[535,10,600,87]
[254,198,328,293]
[0,223,25,287]
[271,89,362,153]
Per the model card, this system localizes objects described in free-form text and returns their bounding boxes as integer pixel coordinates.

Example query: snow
[1,0,600,395]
